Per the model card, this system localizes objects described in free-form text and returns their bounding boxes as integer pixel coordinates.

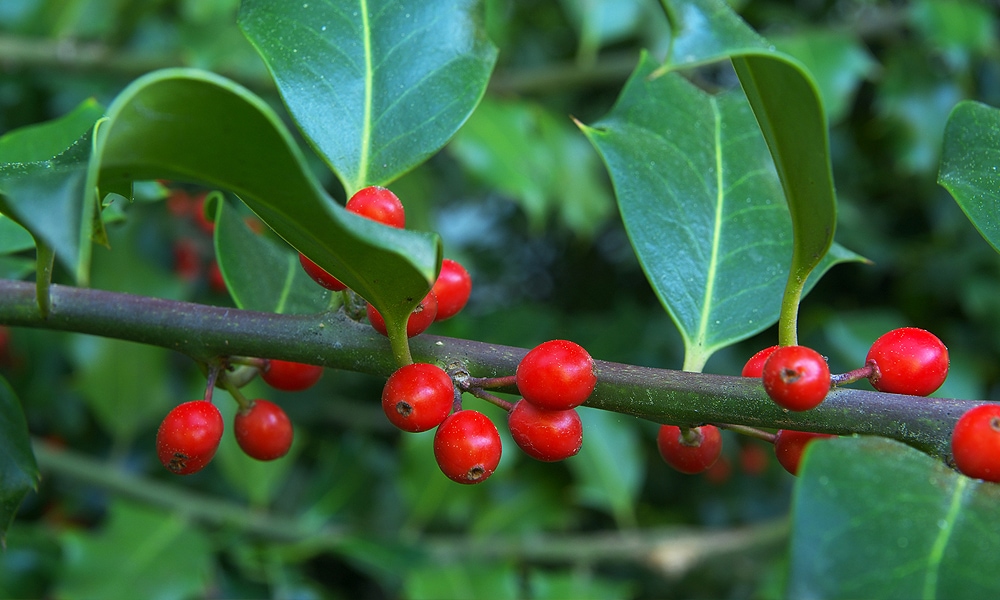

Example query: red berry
[773,429,834,476]
[762,346,830,411]
[431,259,472,321]
[262,359,324,392]
[866,327,949,396]
[951,404,1000,482]
[156,401,224,475]
[739,442,771,475]
[433,410,502,484]
[234,399,294,461]
[299,253,348,291]
[208,261,227,293]
[515,340,597,411]
[742,345,780,378]
[166,189,195,218]
[507,399,583,462]
[192,193,216,234]
[656,424,723,474]
[346,186,405,228]
[173,239,203,282]
[381,363,455,432]
[366,292,438,338]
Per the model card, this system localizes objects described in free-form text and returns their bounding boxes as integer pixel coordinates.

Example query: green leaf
[0,216,34,255]
[93,68,440,339]
[789,436,1000,598]
[939,100,1000,254]
[0,99,105,284]
[404,562,520,600]
[449,97,614,237]
[211,195,330,314]
[238,0,498,193]
[581,55,862,370]
[57,500,213,600]
[771,29,877,124]
[69,336,172,442]
[0,375,39,546]
[566,408,642,528]
[661,0,839,347]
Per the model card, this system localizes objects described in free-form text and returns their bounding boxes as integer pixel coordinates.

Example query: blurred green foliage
[2,0,1000,598]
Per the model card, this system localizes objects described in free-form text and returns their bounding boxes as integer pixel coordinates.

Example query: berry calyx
[261,359,324,392]
[656,424,723,474]
[507,399,583,462]
[762,345,831,411]
[515,340,597,411]
[299,253,348,291]
[366,291,438,338]
[234,399,294,461]
[382,363,455,432]
[742,345,780,378]
[773,429,834,476]
[433,410,502,484]
[346,186,405,228]
[951,404,1000,482]
[156,401,224,475]
[866,327,949,396]
[431,259,473,321]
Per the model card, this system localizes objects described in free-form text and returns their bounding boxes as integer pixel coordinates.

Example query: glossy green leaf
[57,500,212,600]
[581,55,862,370]
[449,97,614,237]
[238,0,498,193]
[789,436,1000,598]
[0,99,105,283]
[93,68,440,340]
[771,29,877,124]
[211,195,330,314]
[567,408,642,528]
[0,375,38,546]
[939,100,1000,254]
[661,0,839,347]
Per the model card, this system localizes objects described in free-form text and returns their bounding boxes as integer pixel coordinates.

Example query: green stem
[0,279,991,460]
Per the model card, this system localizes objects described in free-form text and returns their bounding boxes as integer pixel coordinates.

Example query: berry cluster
[155,357,321,475]
[298,186,473,337]
[657,327,953,478]
[379,339,596,484]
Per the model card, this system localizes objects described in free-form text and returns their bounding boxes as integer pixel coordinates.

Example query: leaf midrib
[357,0,373,192]
[689,97,725,371]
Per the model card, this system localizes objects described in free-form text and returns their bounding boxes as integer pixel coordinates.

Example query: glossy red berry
[431,259,472,321]
[234,399,294,461]
[381,363,455,432]
[433,410,502,484]
[346,185,405,228]
[173,238,202,282]
[742,345,780,378]
[516,340,597,411]
[656,424,723,474]
[299,253,348,291]
[762,345,831,411]
[773,429,834,476]
[866,327,949,396]
[951,404,1000,482]
[156,401,224,475]
[262,359,324,392]
[366,291,438,338]
[507,399,583,462]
